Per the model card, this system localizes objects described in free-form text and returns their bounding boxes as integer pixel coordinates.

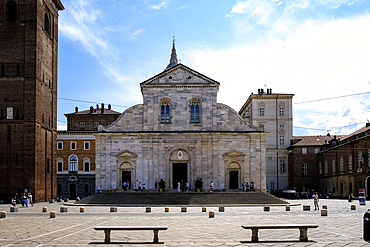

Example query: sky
[57,0,370,136]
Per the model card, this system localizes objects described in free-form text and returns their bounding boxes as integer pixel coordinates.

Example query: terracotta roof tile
[291,135,346,146]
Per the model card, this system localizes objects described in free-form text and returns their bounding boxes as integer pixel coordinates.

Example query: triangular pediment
[115,150,138,158]
[140,64,220,88]
[222,150,246,157]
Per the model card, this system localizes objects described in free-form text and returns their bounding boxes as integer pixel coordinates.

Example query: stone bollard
[303,205,310,211]
[60,207,68,213]
[110,207,117,212]
[264,206,270,212]
[209,211,215,218]
[286,206,290,211]
[49,199,54,203]
[57,198,62,202]
[165,207,169,212]
[351,205,356,210]
[322,205,327,209]
[42,207,47,212]
[10,207,18,212]
[64,199,69,202]
[321,209,327,216]
[181,207,187,212]
[146,207,151,213]
[1,211,6,218]
[50,211,56,218]
[219,206,225,212]
[80,207,84,213]
[202,207,207,212]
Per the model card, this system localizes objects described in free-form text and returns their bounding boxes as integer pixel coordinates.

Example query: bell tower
[0,0,64,202]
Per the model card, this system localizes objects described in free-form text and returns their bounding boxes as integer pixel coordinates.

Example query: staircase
[76,192,288,206]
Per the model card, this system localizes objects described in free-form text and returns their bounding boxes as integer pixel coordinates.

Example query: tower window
[6,0,17,21]
[44,13,50,34]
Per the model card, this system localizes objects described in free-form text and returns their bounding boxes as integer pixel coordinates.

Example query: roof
[340,125,370,141]
[238,92,295,114]
[290,135,346,147]
[65,108,121,116]
[140,63,220,88]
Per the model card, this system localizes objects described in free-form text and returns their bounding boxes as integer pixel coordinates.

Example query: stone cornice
[238,93,295,115]
[52,0,64,10]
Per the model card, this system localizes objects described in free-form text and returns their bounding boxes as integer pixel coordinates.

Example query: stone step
[76,192,288,205]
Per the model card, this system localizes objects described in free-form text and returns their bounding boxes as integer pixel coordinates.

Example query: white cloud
[230,2,248,14]
[278,2,283,5]
[348,1,354,5]
[57,124,67,131]
[175,5,186,10]
[185,15,370,135]
[132,29,145,38]
[150,1,167,10]
[334,5,340,8]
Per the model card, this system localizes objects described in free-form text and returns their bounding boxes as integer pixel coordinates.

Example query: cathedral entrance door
[173,163,187,189]
[122,171,131,189]
[69,184,77,200]
[229,171,239,189]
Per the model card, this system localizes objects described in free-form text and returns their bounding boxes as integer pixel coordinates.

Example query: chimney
[75,106,78,113]
[96,104,99,110]
[108,104,111,110]
[90,106,93,113]
[327,133,330,137]
[366,122,370,128]
[101,103,105,114]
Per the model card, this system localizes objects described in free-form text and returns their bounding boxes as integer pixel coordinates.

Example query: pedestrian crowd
[11,192,33,207]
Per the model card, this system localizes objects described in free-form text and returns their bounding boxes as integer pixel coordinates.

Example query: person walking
[138,182,142,192]
[242,182,246,192]
[22,193,26,207]
[312,192,319,210]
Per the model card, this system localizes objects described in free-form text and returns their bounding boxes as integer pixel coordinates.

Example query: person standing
[22,193,26,207]
[126,181,130,190]
[186,181,189,192]
[29,192,33,207]
[138,182,142,192]
[155,180,158,192]
[312,192,319,210]
[242,182,246,192]
[123,181,127,191]
[210,181,213,192]
[177,181,180,192]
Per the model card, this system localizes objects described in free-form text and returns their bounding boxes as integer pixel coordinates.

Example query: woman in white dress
[177,181,180,192]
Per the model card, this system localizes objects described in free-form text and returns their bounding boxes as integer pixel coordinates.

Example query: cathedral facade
[95,43,267,192]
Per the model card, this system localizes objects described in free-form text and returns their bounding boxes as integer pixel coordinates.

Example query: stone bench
[241,224,318,242]
[94,226,168,243]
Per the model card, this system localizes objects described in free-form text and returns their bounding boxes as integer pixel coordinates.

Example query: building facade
[0,0,64,202]
[318,124,370,198]
[239,89,294,191]
[57,105,120,199]
[95,43,268,192]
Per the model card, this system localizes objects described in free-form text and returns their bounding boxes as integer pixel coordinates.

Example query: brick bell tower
[0,0,64,202]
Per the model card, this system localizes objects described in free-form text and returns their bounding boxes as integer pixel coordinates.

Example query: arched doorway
[227,162,241,189]
[119,162,133,189]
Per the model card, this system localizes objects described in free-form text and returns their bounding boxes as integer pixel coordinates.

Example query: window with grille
[302,148,307,154]
[349,154,353,173]
[259,107,265,116]
[340,157,344,174]
[302,163,307,176]
[279,158,285,172]
[332,160,336,175]
[279,107,285,116]
[279,135,285,146]
[324,160,328,175]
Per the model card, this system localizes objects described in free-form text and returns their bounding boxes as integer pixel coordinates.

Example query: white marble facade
[95,63,267,191]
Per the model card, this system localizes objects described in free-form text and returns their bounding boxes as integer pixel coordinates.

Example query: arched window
[69,155,78,171]
[83,157,90,172]
[190,99,200,123]
[44,13,50,34]
[160,98,170,123]
[6,0,17,21]
[57,157,63,172]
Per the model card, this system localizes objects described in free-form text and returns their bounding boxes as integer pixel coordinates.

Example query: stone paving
[0,199,370,246]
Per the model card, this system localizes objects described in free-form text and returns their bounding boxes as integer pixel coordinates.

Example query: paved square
[1,199,370,246]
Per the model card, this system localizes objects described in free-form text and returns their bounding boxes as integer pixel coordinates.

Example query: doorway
[69,184,77,200]
[122,171,131,189]
[229,171,239,189]
[173,163,187,189]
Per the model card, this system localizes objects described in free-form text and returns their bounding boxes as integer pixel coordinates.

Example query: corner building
[0,0,64,202]
[95,44,267,191]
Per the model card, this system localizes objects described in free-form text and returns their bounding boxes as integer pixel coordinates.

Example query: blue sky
[57,0,370,136]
